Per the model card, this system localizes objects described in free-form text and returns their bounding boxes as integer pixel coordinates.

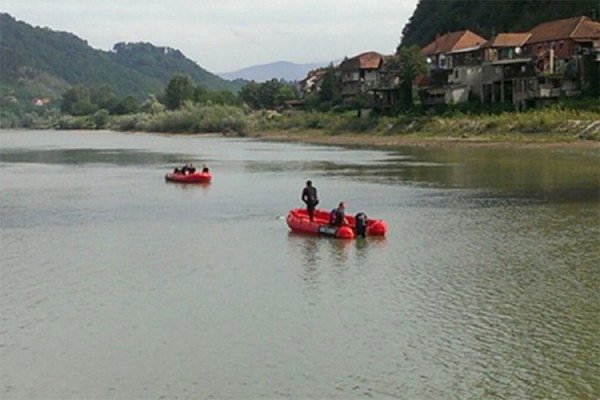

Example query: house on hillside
[298,69,327,98]
[419,30,487,105]
[338,52,385,100]
[524,16,600,98]
[480,33,537,109]
[421,30,487,70]
[33,98,51,107]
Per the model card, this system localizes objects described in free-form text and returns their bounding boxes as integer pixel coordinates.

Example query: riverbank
[252,129,600,149]
[6,100,599,149]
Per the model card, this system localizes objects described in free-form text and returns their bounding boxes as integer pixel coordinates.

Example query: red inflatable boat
[286,208,387,239]
[165,171,212,183]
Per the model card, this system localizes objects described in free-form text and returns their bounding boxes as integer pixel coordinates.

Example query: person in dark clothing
[330,202,347,226]
[301,180,319,221]
[202,164,210,173]
[355,212,368,238]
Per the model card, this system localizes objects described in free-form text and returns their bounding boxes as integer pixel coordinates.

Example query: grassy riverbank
[10,99,600,147]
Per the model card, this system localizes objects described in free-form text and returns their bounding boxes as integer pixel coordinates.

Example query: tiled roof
[421,30,486,56]
[484,33,532,48]
[527,16,600,44]
[340,51,384,70]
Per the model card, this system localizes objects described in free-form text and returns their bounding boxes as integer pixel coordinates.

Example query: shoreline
[3,127,599,150]
[251,130,600,150]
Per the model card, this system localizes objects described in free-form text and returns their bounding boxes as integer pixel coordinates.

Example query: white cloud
[1,0,417,72]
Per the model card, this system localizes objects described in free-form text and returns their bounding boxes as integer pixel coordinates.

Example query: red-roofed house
[525,16,600,61]
[339,51,386,99]
[524,16,600,100]
[298,69,327,98]
[480,33,537,108]
[419,30,487,105]
[483,33,532,62]
[421,30,487,70]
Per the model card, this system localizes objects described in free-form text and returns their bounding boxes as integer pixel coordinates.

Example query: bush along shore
[6,98,600,145]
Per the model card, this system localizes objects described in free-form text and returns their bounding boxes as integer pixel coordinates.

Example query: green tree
[111,96,139,115]
[388,45,427,110]
[194,85,208,103]
[90,85,117,110]
[164,74,194,110]
[274,86,297,107]
[94,109,110,128]
[206,90,240,106]
[317,66,342,110]
[140,95,165,114]
[257,79,284,109]
[239,81,262,109]
[61,85,96,115]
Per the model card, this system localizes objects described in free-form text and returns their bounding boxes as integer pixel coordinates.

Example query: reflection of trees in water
[0,148,206,167]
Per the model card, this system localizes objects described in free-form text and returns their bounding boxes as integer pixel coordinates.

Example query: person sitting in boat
[173,167,181,174]
[188,164,196,174]
[181,163,194,174]
[202,164,210,173]
[330,202,348,226]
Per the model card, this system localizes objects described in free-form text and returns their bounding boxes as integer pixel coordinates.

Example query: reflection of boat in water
[286,208,387,239]
[165,171,212,183]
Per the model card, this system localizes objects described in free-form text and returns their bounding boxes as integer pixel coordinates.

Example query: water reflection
[164,181,212,192]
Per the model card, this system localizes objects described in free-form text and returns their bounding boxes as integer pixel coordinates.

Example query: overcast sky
[2,0,418,73]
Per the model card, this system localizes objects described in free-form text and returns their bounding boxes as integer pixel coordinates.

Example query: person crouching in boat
[301,180,319,221]
[330,202,348,226]
[202,164,210,173]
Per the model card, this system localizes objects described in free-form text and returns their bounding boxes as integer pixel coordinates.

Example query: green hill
[401,0,598,47]
[0,13,239,101]
[109,42,239,92]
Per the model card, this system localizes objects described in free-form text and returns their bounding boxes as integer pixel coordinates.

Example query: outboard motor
[355,212,368,238]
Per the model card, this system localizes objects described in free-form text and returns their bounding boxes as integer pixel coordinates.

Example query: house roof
[484,33,532,48]
[421,30,486,56]
[526,16,600,44]
[339,51,385,70]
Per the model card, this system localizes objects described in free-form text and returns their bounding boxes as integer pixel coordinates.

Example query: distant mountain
[0,13,240,101]
[219,61,331,83]
[401,0,598,47]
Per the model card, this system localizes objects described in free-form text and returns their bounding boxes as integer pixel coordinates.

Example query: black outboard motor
[355,212,368,238]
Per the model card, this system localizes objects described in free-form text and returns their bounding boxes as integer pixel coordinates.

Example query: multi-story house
[338,52,385,100]
[480,33,537,109]
[524,16,600,99]
[419,30,486,105]
[298,69,327,99]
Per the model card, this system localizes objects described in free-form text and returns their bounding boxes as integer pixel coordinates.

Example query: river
[1,130,598,399]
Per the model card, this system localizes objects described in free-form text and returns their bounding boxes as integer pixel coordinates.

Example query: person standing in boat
[301,180,319,221]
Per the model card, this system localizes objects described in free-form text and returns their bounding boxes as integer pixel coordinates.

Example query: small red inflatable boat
[165,171,212,183]
[286,208,387,239]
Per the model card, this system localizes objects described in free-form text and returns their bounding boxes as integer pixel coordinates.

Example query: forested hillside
[0,13,238,101]
[109,42,243,91]
[401,0,598,47]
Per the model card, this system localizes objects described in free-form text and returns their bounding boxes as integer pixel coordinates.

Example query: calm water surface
[1,130,598,399]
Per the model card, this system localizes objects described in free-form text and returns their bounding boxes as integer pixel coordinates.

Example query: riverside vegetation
[5,90,599,144]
